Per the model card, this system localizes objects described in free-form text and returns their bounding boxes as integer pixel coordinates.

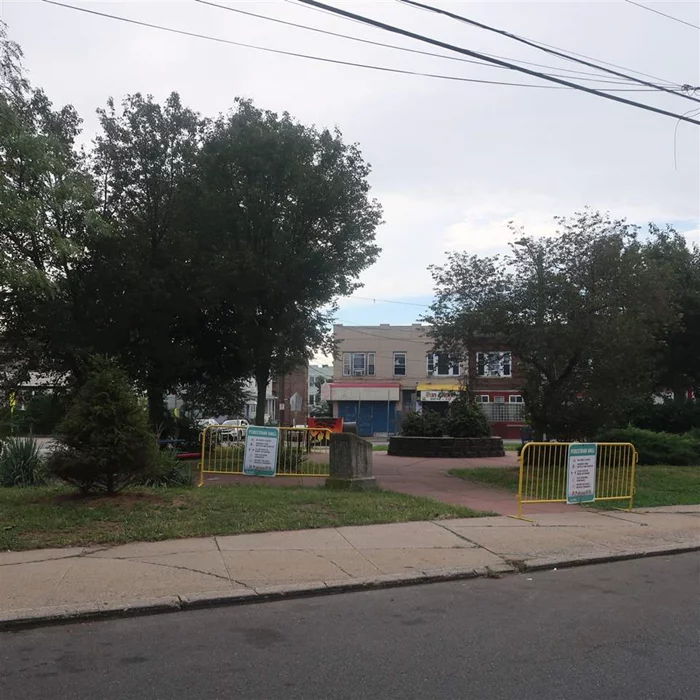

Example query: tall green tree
[427,211,675,439]
[87,92,208,425]
[644,227,700,401]
[196,100,382,424]
[0,23,101,391]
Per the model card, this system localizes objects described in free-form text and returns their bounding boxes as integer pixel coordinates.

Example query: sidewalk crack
[431,520,504,559]
[334,528,382,574]
[45,559,76,605]
[214,537,246,588]
[129,557,234,583]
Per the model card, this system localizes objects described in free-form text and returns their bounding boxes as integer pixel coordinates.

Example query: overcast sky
[6,0,700,328]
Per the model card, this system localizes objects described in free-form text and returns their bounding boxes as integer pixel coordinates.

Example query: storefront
[327,383,400,437]
[416,383,460,414]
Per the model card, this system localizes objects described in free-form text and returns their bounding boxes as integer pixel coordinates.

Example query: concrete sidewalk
[1,506,698,629]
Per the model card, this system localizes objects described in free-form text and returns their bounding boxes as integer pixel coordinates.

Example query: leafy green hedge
[628,400,700,435]
[597,427,700,466]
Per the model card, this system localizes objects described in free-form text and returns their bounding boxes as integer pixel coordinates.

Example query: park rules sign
[243,426,280,478]
[567,443,597,504]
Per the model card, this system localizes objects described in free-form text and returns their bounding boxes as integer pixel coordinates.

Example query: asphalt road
[2,554,698,700]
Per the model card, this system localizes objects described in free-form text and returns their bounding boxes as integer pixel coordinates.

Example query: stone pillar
[326,432,376,490]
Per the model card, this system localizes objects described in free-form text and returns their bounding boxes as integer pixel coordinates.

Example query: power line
[397,0,700,104]
[346,295,432,308]
[623,0,700,30]
[40,1,670,94]
[294,0,700,124]
[395,0,689,87]
[195,0,677,88]
[674,107,700,170]
[299,0,684,88]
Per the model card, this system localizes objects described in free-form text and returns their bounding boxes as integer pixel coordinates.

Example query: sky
[5,0,700,333]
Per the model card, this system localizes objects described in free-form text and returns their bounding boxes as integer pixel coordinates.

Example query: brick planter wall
[388,436,505,458]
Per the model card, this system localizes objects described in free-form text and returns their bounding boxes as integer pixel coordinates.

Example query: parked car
[221,419,249,442]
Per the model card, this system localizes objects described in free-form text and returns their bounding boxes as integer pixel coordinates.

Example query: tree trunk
[254,366,270,426]
[147,387,166,433]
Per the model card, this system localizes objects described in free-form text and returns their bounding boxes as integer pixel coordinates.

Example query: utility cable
[623,0,700,30]
[294,0,700,124]
[40,1,670,93]
[195,0,678,88]
[396,0,700,104]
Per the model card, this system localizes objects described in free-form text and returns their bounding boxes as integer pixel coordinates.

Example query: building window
[343,352,376,377]
[509,395,524,403]
[427,353,461,377]
[476,351,512,377]
[494,396,505,403]
[475,395,490,403]
[393,352,407,376]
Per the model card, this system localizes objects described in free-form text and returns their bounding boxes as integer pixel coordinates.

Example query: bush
[597,427,700,466]
[0,437,45,487]
[140,450,194,487]
[48,358,158,494]
[443,398,491,438]
[400,411,444,437]
[628,400,700,434]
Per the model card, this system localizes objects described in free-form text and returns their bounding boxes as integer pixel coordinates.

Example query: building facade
[308,364,333,410]
[326,324,525,438]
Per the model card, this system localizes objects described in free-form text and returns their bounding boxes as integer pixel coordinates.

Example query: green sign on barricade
[567,443,597,504]
[243,426,280,478]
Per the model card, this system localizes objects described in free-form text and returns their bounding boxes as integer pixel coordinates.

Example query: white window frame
[476,351,512,378]
[393,351,407,377]
[475,395,490,403]
[426,352,461,377]
[342,352,376,377]
[509,395,524,403]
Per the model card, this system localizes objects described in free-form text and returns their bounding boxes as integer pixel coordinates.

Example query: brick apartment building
[324,324,525,438]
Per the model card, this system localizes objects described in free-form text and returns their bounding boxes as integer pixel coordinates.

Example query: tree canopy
[194,100,381,423]
[1,27,382,425]
[426,210,689,439]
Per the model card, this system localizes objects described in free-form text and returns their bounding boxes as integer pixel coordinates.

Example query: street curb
[516,543,700,572]
[2,545,698,631]
[0,565,504,632]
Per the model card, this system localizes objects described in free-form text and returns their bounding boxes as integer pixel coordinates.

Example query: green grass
[449,465,700,509]
[372,444,389,451]
[0,484,486,551]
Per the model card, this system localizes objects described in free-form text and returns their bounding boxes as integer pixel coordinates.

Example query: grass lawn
[0,484,485,551]
[449,465,700,509]
[372,444,389,451]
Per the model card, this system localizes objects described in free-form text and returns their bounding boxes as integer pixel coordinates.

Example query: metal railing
[479,403,525,423]
[517,442,638,518]
[199,425,331,485]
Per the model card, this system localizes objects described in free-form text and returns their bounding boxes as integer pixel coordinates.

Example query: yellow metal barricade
[199,425,331,485]
[517,442,638,517]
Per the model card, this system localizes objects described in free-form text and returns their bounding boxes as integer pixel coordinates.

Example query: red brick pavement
[372,453,575,516]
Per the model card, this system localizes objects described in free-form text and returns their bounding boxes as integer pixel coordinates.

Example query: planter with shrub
[390,398,504,458]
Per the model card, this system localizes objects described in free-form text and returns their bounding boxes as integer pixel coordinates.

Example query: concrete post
[326,432,376,490]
